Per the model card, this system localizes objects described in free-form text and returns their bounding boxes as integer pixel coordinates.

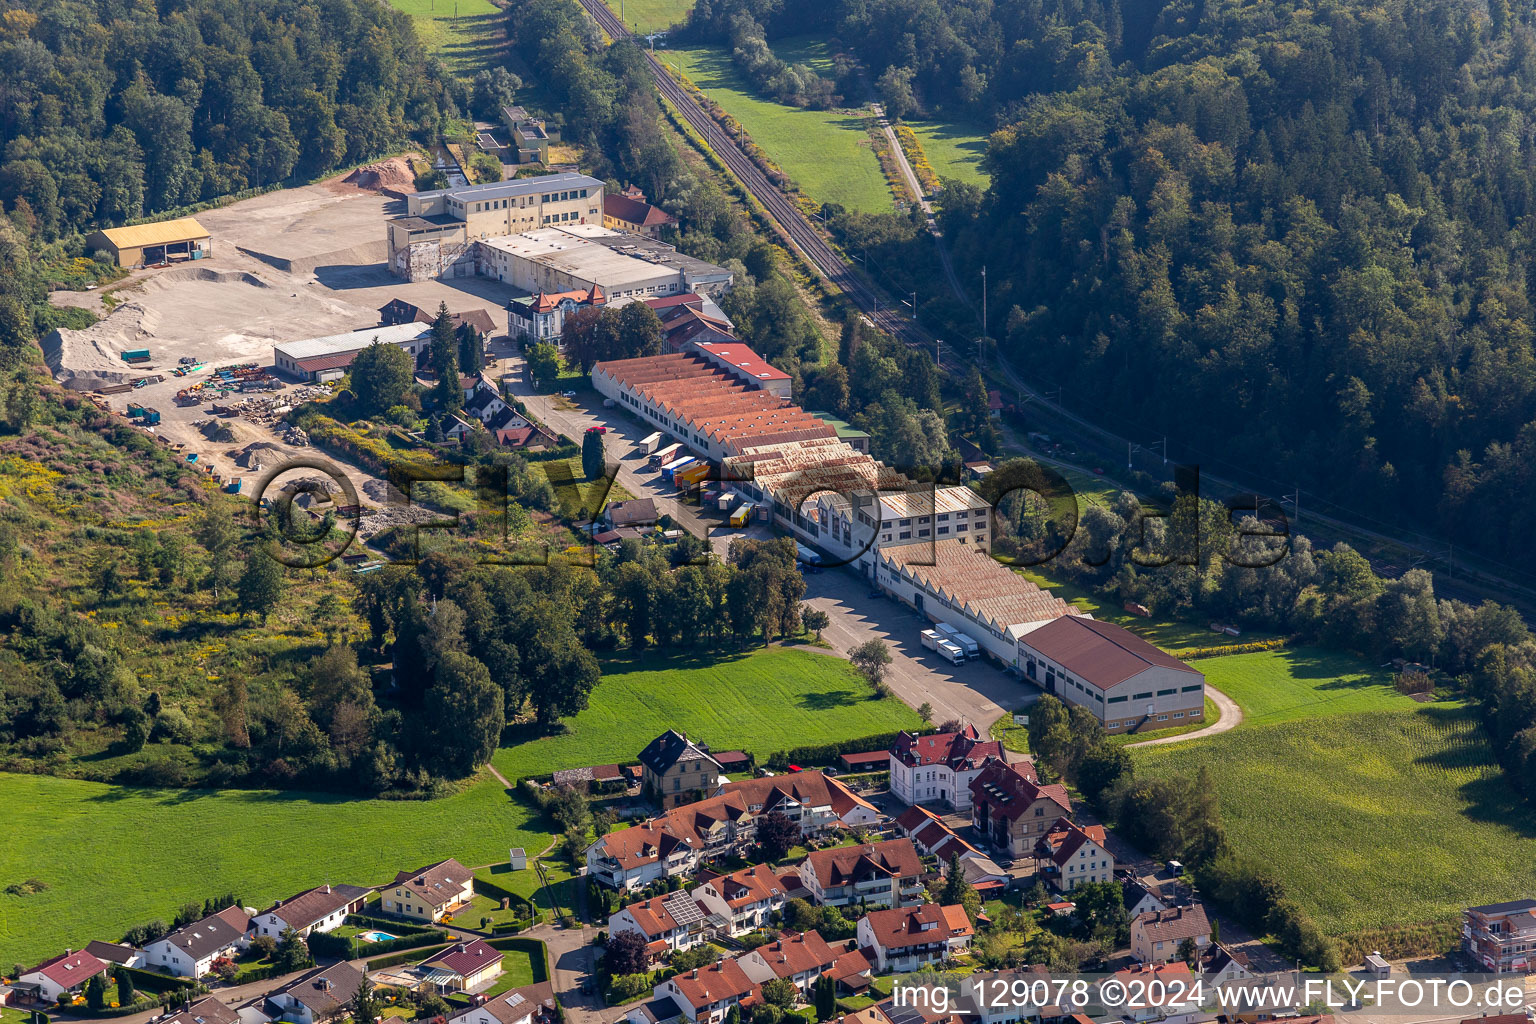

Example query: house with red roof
[737,931,838,994]
[19,949,109,1004]
[609,891,714,957]
[507,285,607,345]
[424,939,504,992]
[691,863,803,934]
[798,838,924,910]
[855,904,974,972]
[1131,904,1212,965]
[1102,963,1203,1023]
[888,724,1007,811]
[604,186,679,239]
[969,757,1073,859]
[652,958,761,1024]
[1033,817,1114,892]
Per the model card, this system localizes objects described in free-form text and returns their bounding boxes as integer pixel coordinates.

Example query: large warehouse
[86,217,211,268]
[479,226,733,300]
[272,323,433,382]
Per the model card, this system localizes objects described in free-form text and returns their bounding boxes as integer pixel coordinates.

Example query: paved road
[801,565,1040,729]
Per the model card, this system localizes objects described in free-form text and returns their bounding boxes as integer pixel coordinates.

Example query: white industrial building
[1017,615,1206,733]
[272,323,434,382]
[479,226,734,301]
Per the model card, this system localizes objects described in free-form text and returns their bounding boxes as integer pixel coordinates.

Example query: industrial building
[272,323,433,382]
[1015,615,1206,733]
[479,226,733,300]
[86,217,211,268]
[874,539,1081,666]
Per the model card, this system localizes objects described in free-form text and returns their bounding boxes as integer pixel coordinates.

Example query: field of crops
[493,647,920,781]
[658,45,891,212]
[0,773,551,967]
[1132,704,1536,934]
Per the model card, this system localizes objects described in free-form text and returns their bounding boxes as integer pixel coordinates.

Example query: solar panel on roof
[664,892,706,927]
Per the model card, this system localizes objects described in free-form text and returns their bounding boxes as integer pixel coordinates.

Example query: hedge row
[367,943,453,971]
[1168,636,1290,660]
[766,729,931,770]
[113,967,196,994]
[310,926,450,961]
[344,913,441,935]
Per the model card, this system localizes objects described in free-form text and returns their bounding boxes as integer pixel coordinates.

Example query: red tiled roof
[429,939,504,978]
[605,192,678,228]
[697,863,792,910]
[750,931,837,978]
[968,757,1071,822]
[394,858,471,909]
[294,350,364,373]
[804,838,922,887]
[890,725,1003,770]
[26,949,109,989]
[861,904,972,951]
[666,957,758,1009]
[839,750,891,768]
[694,341,790,383]
[1036,817,1108,866]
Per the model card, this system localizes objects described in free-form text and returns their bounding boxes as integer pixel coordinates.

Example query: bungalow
[737,931,837,994]
[653,959,761,1024]
[606,498,660,530]
[856,904,974,972]
[609,892,715,958]
[968,757,1072,860]
[1131,904,1212,964]
[142,906,251,977]
[423,939,504,992]
[19,950,109,1004]
[691,863,801,934]
[158,996,240,1024]
[798,838,925,910]
[385,858,475,923]
[1033,818,1114,892]
[448,982,559,1024]
[266,963,364,1024]
[250,884,371,939]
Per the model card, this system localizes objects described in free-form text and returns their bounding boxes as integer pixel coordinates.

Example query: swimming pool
[359,930,398,942]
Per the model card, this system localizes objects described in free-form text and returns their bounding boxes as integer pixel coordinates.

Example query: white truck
[934,622,980,659]
[921,629,966,665]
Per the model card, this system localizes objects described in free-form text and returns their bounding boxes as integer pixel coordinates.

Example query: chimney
[692,969,699,979]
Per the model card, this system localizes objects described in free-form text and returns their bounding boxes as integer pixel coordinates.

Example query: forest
[0,0,453,243]
[689,0,1536,576]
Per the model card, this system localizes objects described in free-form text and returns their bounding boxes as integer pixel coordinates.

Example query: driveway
[1125,683,1241,747]
[800,565,1041,729]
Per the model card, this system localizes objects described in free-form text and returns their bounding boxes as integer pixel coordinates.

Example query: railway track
[575,0,928,348]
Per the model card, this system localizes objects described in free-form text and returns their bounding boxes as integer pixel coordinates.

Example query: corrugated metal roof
[94,216,209,249]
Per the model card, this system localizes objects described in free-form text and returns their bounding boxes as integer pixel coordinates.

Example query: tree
[237,548,284,621]
[615,302,663,358]
[431,303,461,411]
[116,968,135,1007]
[877,65,917,120]
[419,651,505,777]
[349,340,416,418]
[756,809,799,861]
[1177,936,1198,965]
[938,853,982,923]
[526,341,561,389]
[801,605,829,639]
[273,928,311,972]
[917,702,934,724]
[472,67,522,118]
[459,325,485,375]
[604,929,649,976]
[85,974,107,1011]
[813,975,836,1021]
[849,639,892,692]
[761,978,797,1010]
[196,502,238,599]
[582,429,605,480]
[352,977,380,1024]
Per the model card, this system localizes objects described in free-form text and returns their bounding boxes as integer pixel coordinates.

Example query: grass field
[906,121,990,186]
[1132,703,1536,934]
[1197,647,1413,724]
[493,647,921,781]
[0,773,552,967]
[658,45,891,213]
[773,35,839,77]
[384,0,502,72]
[603,0,694,34]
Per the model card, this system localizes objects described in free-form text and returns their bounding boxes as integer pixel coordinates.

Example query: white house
[690,863,801,934]
[1131,904,1212,964]
[736,931,837,994]
[448,982,558,1024]
[1102,964,1204,1024]
[609,892,714,958]
[798,839,924,909]
[19,950,109,1003]
[856,904,974,972]
[652,959,760,1024]
[266,963,364,1024]
[157,996,239,1024]
[888,725,1006,811]
[142,906,250,977]
[1033,818,1115,892]
[250,884,370,939]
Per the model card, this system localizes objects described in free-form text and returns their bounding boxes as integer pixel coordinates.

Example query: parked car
[561,390,577,397]
[586,425,606,434]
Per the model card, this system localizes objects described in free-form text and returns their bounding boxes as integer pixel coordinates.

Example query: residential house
[142,906,251,977]
[1200,944,1253,986]
[423,940,504,992]
[824,947,873,996]
[1124,879,1168,920]
[1033,819,1114,892]
[377,300,497,359]
[266,964,364,1024]
[968,758,1073,860]
[856,904,974,972]
[1103,964,1203,1024]
[587,772,875,890]
[1131,905,1212,964]
[82,942,142,970]
[250,884,370,939]
[959,967,1056,1024]
[604,187,678,238]
[737,931,837,994]
[19,950,109,1003]
[640,729,724,810]
[507,286,606,344]
[888,725,1006,810]
[691,863,801,934]
[157,996,239,1024]
[798,838,924,910]
[626,997,687,1024]
[609,892,715,959]
[465,380,520,427]
[607,498,659,530]
[653,959,761,1024]
[1463,899,1536,974]
[448,982,559,1024]
[892,806,1009,897]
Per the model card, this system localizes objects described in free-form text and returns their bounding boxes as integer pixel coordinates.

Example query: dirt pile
[342,157,415,193]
